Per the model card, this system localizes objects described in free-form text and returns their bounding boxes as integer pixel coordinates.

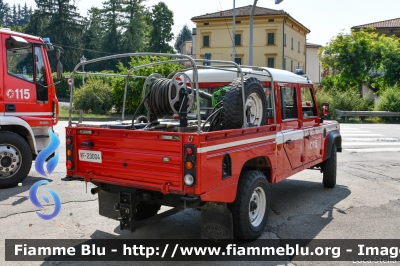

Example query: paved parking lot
[1,122,400,265]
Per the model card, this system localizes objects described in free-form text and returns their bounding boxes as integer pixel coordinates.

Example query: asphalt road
[1,122,400,266]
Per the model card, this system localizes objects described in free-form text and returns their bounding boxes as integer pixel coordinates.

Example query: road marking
[340,133,384,137]
[342,138,399,142]
[342,142,400,146]
[340,130,370,133]
[346,147,400,153]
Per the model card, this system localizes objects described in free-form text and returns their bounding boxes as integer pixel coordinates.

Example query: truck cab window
[280,87,298,120]
[6,41,34,82]
[301,88,317,117]
[34,45,48,102]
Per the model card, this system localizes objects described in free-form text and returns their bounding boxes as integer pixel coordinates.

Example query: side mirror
[56,49,61,61]
[57,61,63,79]
[56,49,63,79]
[322,102,329,116]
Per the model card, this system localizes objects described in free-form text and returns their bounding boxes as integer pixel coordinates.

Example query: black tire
[136,115,149,124]
[222,76,267,129]
[323,145,337,188]
[0,132,32,189]
[134,202,161,220]
[228,170,270,239]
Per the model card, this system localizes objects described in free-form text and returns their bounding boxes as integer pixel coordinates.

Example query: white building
[305,42,322,84]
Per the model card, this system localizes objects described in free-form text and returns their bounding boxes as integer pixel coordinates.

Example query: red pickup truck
[64,54,341,240]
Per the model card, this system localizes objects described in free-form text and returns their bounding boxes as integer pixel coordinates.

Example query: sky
[11,0,400,46]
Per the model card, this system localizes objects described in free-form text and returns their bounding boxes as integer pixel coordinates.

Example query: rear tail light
[183,144,197,187]
[66,160,73,169]
[186,147,193,155]
[185,162,193,170]
[66,136,74,170]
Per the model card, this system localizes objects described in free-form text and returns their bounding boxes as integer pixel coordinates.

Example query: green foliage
[320,29,400,94]
[319,28,382,94]
[376,36,400,89]
[320,74,358,93]
[121,0,149,53]
[376,85,400,112]
[174,24,192,53]
[8,0,176,74]
[73,78,113,114]
[148,2,174,53]
[27,0,84,72]
[315,89,374,119]
[112,56,183,113]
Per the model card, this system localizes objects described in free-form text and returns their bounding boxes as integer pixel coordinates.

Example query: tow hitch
[113,191,182,232]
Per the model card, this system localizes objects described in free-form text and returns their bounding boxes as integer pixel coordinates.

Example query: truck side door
[301,87,322,164]
[280,86,303,170]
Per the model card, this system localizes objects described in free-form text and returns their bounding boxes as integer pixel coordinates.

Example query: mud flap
[201,202,234,239]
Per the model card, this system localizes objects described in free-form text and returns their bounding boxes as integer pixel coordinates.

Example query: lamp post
[232,0,235,62]
[80,55,86,86]
[249,0,258,66]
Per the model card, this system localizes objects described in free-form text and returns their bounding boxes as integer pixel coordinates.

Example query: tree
[81,7,104,69]
[100,0,123,70]
[319,28,383,94]
[320,28,400,94]
[21,3,31,25]
[0,0,10,26]
[27,0,84,71]
[378,35,400,87]
[121,0,148,53]
[148,2,174,53]
[174,24,192,53]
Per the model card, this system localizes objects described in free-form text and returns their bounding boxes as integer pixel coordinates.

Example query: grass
[59,106,125,120]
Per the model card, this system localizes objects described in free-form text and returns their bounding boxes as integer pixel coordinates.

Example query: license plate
[78,150,102,163]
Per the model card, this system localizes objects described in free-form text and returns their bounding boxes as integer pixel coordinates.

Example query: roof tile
[352,18,400,29]
[191,5,286,20]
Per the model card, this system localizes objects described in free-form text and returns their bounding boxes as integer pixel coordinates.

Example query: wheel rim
[245,92,263,126]
[249,186,267,227]
[0,144,22,179]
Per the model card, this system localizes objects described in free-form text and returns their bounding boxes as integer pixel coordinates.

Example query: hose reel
[142,73,194,118]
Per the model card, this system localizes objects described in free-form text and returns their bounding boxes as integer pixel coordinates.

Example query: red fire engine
[64,54,341,239]
[0,28,61,188]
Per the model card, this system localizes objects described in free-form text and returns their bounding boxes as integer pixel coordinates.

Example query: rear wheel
[222,77,267,129]
[228,170,270,239]
[323,145,337,188]
[0,132,32,188]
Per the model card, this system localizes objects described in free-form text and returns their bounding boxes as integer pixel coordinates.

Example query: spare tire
[222,76,267,129]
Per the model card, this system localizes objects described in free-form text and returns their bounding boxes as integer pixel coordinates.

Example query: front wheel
[0,132,32,188]
[322,145,337,188]
[228,170,270,239]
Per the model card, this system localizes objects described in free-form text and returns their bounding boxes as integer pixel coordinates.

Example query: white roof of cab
[0,28,42,42]
[185,67,312,85]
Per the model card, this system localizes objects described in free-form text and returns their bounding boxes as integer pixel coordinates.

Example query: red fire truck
[0,28,61,188]
[64,54,341,239]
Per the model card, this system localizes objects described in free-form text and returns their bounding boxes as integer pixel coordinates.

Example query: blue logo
[29,180,61,220]
[30,129,61,220]
[34,129,60,176]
